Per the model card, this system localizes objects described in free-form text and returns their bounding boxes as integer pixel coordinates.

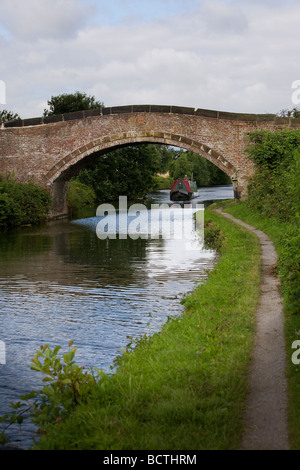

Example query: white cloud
[195,0,249,35]
[0,0,299,118]
[0,0,94,40]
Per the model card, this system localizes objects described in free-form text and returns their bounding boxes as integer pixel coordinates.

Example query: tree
[0,109,21,124]
[169,150,231,186]
[169,152,193,180]
[155,145,177,174]
[75,144,160,201]
[43,91,104,116]
[278,107,300,118]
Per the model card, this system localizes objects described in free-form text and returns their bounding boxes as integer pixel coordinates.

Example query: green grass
[222,201,300,450]
[35,207,261,450]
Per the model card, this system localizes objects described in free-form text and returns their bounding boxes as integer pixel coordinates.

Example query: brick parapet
[3,104,300,129]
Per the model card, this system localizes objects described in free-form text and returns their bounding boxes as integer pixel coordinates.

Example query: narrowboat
[170,177,199,201]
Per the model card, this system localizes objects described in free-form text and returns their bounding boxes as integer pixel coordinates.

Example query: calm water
[0,185,233,447]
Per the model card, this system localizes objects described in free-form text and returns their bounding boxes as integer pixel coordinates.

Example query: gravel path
[216,209,290,450]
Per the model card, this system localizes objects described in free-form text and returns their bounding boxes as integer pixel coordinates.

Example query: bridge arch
[3,104,297,219]
[46,131,239,217]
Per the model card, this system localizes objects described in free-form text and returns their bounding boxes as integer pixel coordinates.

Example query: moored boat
[170,177,199,201]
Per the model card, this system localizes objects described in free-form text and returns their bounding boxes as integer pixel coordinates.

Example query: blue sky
[0,0,299,118]
[82,0,201,26]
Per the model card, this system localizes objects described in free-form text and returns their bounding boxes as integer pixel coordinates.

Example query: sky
[0,0,299,118]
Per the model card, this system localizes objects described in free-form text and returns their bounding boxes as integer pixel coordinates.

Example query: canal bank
[28,203,262,450]
[0,195,296,450]
[0,186,233,448]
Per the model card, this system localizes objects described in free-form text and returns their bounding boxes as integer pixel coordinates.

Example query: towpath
[216,208,289,450]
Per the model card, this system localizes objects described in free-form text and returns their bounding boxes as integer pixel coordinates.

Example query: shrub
[245,129,300,171]
[243,129,300,319]
[245,132,300,222]
[0,179,51,229]
[278,224,300,316]
[0,193,22,229]
[204,220,225,250]
[67,180,96,214]
[0,341,102,444]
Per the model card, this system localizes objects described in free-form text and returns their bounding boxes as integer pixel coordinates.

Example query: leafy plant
[0,341,102,445]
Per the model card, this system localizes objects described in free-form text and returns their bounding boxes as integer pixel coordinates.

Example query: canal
[0,185,233,447]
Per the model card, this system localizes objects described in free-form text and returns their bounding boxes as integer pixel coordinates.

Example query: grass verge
[35,207,261,450]
[222,201,300,450]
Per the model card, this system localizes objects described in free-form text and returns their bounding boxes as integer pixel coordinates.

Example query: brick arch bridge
[1,104,299,218]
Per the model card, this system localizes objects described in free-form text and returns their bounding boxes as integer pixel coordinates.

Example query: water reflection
[0,185,233,446]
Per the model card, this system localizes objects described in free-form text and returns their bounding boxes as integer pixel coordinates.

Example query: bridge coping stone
[4,104,296,129]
